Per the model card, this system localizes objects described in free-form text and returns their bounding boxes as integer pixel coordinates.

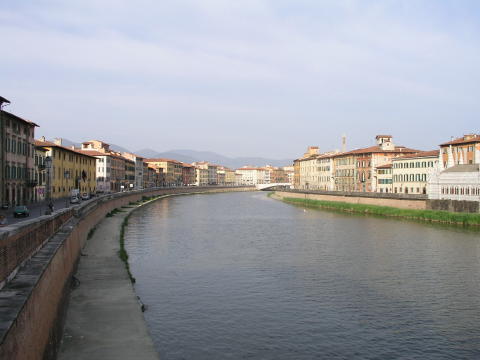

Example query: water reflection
[125,192,480,360]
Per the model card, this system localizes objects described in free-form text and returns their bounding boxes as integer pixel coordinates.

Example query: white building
[392,150,439,195]
[123,152,145,190]
[429,164,480,202]
[235,167,268,185]
[429,145,480,202]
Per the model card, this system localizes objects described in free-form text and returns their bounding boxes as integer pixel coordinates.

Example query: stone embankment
[272,188,480,213]
[0,186,254,360]
[273,189,427,210]
[272,189,480,226]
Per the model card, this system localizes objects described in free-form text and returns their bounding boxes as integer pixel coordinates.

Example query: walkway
[58,205,159,360]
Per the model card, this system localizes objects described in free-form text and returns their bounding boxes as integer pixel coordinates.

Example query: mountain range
[49,138,293,168]
[135,149,293,169]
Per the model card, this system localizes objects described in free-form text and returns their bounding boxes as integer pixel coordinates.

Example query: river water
[124,192,480,359]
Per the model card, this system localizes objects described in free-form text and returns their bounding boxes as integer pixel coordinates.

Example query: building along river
[124,191,480,360]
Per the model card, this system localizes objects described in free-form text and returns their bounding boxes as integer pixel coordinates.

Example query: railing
[0,208,75,288]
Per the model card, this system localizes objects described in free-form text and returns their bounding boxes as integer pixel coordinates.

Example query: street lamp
[44,156,53,215]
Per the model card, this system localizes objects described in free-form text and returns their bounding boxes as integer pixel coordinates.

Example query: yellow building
[35,138,97,199]
[145,158,183,186]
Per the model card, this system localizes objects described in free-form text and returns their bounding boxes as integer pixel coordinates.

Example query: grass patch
[281,196,480,227]
[87,226,97,240]
[119,213,136,283]
[106,208,125,217]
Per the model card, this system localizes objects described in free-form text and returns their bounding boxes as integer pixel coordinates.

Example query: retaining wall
[0,186,253,360]
[427,199,480,213]
[274,190,427,210]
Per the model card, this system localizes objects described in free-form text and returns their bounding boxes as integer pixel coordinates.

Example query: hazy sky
[1,0,479,159]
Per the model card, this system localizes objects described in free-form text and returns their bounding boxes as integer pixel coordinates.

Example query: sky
[1,0,479,159]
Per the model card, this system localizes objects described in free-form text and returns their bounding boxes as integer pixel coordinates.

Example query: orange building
[439,134,480,167]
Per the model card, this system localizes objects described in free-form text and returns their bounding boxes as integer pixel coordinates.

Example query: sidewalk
[58,206,159,360]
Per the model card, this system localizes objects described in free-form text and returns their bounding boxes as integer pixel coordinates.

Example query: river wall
[0,186,254,360]
[273,189,427,210]
[273,189,480,213]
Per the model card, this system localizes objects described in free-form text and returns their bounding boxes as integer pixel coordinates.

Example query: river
[124,191,480,359]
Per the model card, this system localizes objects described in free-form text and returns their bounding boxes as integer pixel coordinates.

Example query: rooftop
[2,110,39,127]
[393,150,439,160]
[440,134,480,146]
[35,140,97,158]
[0,96,10,105]
[145,158,182,164]
[344,145,419,156]
[376,163,393,169]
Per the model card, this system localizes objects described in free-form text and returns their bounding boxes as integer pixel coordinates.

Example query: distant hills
[48,138,293,168]
[136,149,293,169]
[51,138,133,154]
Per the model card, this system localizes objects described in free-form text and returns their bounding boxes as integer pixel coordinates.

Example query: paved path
[58,205,159,360]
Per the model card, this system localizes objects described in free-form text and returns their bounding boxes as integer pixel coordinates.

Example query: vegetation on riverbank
[106,208,124,217]
[118,195,162,284]
[278,196,480,227]
[119,213,135,283]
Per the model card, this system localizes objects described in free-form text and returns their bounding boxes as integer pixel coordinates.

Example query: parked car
[70,196,80,204]
[13,205,30,218]
[81,193,90,200]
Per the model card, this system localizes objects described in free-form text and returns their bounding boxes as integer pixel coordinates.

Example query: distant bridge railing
[256,183,293,191]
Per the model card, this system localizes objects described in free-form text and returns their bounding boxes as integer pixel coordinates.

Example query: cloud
[1,0,479,157]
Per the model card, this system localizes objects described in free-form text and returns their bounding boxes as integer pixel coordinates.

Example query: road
[0,197,81,226]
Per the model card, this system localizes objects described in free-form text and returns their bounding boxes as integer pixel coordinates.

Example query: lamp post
[45,156,52,215]
[64,170,70,207]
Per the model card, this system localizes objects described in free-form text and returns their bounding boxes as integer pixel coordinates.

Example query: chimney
[0,96,10,107]
[54,138,63,146]
[40,136,46,142]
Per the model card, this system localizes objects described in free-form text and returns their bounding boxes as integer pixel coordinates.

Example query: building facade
[181,163,195,186]
[235,167,268,185]
[428,135,480,202]
[376,164,393,193]
[1,106,38,206]
[33,145,48,202]
[439,134,480,167]
[146,159,183,186]
[123,152,145,190]
[392,150,439,194]
[35,138,96,199]
[195,166,209,186]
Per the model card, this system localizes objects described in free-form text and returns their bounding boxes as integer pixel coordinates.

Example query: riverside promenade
[58,202,159,360]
